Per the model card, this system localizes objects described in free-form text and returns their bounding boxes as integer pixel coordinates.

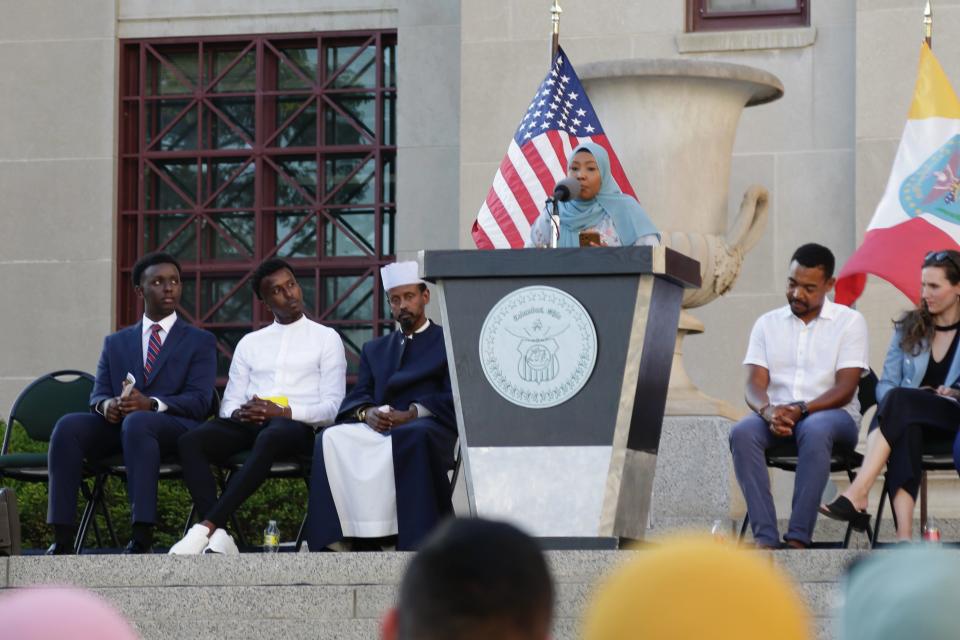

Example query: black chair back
[1,370,94,454]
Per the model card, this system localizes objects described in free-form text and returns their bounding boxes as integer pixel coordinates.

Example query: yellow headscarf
[581,535,812,640]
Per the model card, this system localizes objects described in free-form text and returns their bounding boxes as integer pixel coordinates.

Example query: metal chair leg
[920,471,929,533]
[75,475,107,554]
[99,483,119,548]
[182,504,197,538]
[738,513,750,541]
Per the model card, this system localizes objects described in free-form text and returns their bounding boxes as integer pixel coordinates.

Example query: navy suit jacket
[90,319,218,429]
[337,323,455,429]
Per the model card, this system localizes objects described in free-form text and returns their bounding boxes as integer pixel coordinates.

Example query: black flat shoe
[819,496,871,532]
[122,539,153,555]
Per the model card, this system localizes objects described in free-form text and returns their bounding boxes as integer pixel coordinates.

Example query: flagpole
[924,0,933,48]
[550,0,562,59]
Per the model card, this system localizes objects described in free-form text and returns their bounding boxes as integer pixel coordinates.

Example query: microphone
[552,177,581,202]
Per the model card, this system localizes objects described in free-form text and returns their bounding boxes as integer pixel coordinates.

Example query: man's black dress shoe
[819,495,871,532]
[45,542,75,556]
[122,539,153,554]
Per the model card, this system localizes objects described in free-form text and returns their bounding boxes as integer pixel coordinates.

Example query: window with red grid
[118,32,397,383]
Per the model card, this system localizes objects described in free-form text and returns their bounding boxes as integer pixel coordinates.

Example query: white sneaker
[168,524,211,555]
[203,528,239,555]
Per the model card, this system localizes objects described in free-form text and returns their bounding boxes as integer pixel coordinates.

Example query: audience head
[381,517,553,640]
[0,586,140,639]
[251,258,304,325]
[131,251,182,320]
[786,243,836,322]
[841,546,960,640]
[380,261,429,334]
[581,535,811,640]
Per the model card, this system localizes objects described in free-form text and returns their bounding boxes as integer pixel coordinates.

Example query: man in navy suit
[306,261,457,551]
[46,252,217,554]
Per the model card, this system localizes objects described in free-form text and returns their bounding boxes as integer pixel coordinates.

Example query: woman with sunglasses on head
[527,142,660,248]
[820,250,960,540]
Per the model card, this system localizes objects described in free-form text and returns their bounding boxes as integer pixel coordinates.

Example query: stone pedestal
[650,415,743,534]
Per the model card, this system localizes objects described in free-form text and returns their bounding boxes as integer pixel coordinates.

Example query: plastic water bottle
[922,518,941,543]
[263,520,280,553]
[710,519,728,543]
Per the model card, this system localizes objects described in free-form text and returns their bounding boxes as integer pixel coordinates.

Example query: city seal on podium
[479,285,597,409]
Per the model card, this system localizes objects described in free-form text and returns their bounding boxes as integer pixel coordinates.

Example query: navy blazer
[89,319,218,428]
[337,323,455,429]
[877,327,960,404]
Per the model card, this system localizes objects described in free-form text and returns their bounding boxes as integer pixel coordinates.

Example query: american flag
[471,47,637,249]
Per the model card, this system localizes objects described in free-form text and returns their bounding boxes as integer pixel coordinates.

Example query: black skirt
[872,386,960,500]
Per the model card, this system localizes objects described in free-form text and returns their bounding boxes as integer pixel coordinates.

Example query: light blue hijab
[557,142,659,248]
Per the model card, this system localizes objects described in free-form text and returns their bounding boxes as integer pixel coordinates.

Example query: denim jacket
[876,328,960,404]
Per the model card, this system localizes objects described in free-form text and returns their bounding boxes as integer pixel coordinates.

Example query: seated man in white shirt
[729,243,869,549]
[169,258,346,554]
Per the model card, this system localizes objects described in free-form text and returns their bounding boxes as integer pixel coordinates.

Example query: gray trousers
[729,409,858,546]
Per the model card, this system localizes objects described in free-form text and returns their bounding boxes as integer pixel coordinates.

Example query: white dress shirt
[743,298,869,420]
[141,311,177,366]
[140,312,177,413]
[220,315,347,427]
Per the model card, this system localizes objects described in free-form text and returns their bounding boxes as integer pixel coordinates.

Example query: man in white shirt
[169,258,346,554]
[729,244,869,549]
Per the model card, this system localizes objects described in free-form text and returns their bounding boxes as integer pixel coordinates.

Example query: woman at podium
[527,141,659,248]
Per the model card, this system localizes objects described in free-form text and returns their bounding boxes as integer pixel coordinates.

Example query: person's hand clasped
[766,404,798,437]
[234,395,288,425]
[118,387,151,415]
[366,404,417,433]
[103,398,123,424]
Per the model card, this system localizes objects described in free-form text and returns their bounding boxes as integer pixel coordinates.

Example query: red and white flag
[471,47,636,249]
[836,43,960,305]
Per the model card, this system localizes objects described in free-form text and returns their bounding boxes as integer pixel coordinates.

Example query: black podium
[421,246,700,542]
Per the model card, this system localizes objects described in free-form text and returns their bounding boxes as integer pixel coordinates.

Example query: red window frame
[687,0,809,32]
[118,31,397,384]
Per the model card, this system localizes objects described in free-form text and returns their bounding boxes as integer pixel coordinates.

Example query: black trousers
[874,387,960,500]
[178,417,314,529]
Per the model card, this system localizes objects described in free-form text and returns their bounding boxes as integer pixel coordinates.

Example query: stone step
[4,548,952,640]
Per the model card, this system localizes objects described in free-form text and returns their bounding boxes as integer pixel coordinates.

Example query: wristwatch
[756,403,771,424]
[358,407,368,422]
[150,398,160,412]
[794,401,809,419]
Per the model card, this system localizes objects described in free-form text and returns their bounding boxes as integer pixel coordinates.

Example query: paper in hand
[120,372,136,398]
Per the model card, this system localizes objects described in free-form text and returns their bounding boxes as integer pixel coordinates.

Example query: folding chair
[78,389,222,552]
[872,438,956,547]
[0,370,117,550]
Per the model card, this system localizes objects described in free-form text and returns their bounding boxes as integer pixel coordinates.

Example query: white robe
[322,422,397,537]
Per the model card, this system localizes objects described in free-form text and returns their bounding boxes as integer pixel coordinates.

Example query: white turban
[380,261,423,292]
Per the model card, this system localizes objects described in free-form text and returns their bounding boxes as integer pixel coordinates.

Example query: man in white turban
[306,260,457,550]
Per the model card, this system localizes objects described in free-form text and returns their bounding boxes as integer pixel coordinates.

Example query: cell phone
[579,230,601,247]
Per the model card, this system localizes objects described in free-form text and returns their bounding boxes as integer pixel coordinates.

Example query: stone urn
[580,59,783,419]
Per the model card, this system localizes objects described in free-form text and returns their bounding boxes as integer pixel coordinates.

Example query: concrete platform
[0,547,920,640]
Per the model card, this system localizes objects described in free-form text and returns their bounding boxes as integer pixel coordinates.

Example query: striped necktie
[144,324,163,380]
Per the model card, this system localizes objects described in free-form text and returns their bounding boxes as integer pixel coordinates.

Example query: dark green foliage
[1,420,309,551]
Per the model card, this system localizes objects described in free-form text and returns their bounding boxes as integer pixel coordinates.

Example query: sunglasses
[925,250,960,273]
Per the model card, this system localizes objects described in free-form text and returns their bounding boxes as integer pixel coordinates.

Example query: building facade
[0,0,938,426]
